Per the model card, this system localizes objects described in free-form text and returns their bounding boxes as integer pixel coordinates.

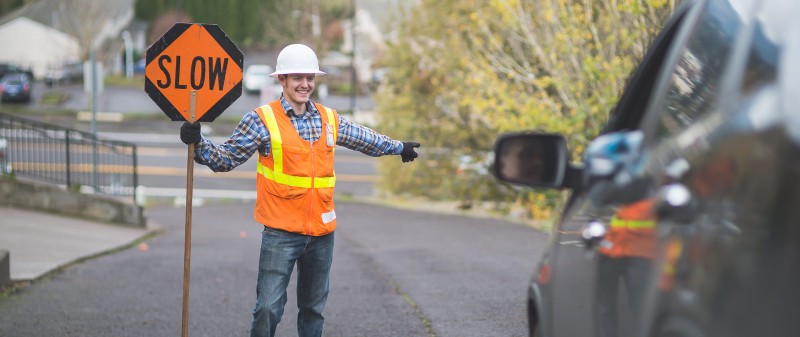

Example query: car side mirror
[584,130,643,180]
[492,133,582,189]
[583,130,650,205]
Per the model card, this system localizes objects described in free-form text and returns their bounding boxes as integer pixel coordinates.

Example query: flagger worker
[596,198,657,337]
[179,43,421,337]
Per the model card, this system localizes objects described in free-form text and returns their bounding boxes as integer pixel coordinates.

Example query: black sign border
[144,23,244,122]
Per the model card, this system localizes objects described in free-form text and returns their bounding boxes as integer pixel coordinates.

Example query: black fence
[0,112,138,204]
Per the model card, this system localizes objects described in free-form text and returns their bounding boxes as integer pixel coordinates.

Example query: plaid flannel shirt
[194,96,403,172]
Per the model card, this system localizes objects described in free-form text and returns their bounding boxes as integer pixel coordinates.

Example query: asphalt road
[0,202,547,337]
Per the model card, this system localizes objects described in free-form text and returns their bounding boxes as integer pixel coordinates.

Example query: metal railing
[0,112,138,204]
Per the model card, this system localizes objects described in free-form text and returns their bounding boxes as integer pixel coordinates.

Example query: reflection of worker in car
[596,198,657,337]
[498,137,553,184]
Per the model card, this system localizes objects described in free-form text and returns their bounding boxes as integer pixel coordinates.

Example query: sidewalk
[0,206,159,282]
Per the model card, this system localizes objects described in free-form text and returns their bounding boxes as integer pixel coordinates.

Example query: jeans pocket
[262,227,290,242]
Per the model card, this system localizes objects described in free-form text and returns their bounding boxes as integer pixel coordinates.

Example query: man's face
[501,140,546,183]
[280,74,316,105]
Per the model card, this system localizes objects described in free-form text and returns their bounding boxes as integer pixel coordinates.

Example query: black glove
[401,142,421,163]
[180,121,202,145]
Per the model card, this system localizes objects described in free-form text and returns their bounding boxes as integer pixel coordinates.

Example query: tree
[56,0,116,60]
[468,0,677,149]
[251,0,350,51]
[374,0,678,218]
[135,0,350,50]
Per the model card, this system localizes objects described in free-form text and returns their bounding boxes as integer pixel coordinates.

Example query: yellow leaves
[533,75,553,88]
[469,11,480,22]
[493,0,519,9]
[466,75,481,87]
[530,202,552,220]
[574,80,586,93]
[375,0,678,208]
[542,6,555,24]
[618,0,674,14]
[490,0,518,24]
[618,0,645,14]
[649,0,670,8]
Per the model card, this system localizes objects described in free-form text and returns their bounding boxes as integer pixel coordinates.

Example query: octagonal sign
[145,23,243,122]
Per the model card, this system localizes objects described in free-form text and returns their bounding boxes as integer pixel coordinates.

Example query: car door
[544,0,751,336]
[636,1,800,336]
[589,0,754,336]
[541,2,701,336]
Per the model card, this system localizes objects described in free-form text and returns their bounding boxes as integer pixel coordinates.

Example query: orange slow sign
[144,23,243,122]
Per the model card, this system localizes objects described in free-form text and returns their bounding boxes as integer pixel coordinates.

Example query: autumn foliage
[375,0,678,219]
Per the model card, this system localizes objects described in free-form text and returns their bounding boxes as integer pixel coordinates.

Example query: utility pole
[122,31,133,79]
[90,47,98,192]
[350,0,357,114]
[312,0,321,52]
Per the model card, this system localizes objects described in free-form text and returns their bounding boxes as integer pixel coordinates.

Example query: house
[0,16,80,79]
[0,0,137,79]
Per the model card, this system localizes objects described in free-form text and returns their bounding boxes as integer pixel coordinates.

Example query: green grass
[330,83,353,95]
[0,280,31,297]
[39,91,69,105]
[104,75,145,88]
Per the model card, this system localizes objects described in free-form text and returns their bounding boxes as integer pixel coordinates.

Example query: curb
[0,250,9,290]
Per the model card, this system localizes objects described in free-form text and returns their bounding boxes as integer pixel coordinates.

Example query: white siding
[0,17,80,78]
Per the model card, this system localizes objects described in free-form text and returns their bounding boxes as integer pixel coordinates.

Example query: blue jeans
[250,227,335,337]
[595,255,652,337]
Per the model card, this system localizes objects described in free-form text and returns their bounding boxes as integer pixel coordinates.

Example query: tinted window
[2,74,27,83]
[650,0,747,140]
[739,6,780,97]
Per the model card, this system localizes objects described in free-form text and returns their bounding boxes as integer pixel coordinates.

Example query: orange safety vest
[599,199,657,259]
[253,100,339,236]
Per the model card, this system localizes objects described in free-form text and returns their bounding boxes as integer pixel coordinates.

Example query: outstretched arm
[336,115,419,162]
[179,111,269,172]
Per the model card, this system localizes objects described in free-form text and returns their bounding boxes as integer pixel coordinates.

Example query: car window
[645,0,750,141]
[738,2,784,99]
[602,4,692,134]
[2,74,26,83]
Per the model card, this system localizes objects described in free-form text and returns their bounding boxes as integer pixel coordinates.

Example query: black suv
[493,0,800,336]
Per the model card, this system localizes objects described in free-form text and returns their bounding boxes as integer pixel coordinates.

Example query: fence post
[132,145,138,205]
[65,130,71,188]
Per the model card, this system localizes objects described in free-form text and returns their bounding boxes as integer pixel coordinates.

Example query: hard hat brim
[270,70,326,77]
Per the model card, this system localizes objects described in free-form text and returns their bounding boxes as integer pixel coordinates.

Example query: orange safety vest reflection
[254,100,339,236]
[599,199,657,259]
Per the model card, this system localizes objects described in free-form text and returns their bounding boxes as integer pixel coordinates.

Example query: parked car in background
[492,0,800,336]
[0,63,33,80]
[134,58,146,74]
[0,63,12,79]
[243,64,276,95]
[44,62,83,87]
[0,73,32,103]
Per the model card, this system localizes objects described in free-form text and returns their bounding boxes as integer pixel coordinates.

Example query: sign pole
[181,90,197,337]
[144,22,243,336]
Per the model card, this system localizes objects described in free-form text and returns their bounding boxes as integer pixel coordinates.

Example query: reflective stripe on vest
[609,218,656,229]
[322,106,337,148]
[256,105,337,189]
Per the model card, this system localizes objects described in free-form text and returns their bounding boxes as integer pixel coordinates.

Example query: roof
[0,0,135,29]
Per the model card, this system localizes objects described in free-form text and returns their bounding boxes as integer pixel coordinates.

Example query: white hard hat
[270,44,326,77]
